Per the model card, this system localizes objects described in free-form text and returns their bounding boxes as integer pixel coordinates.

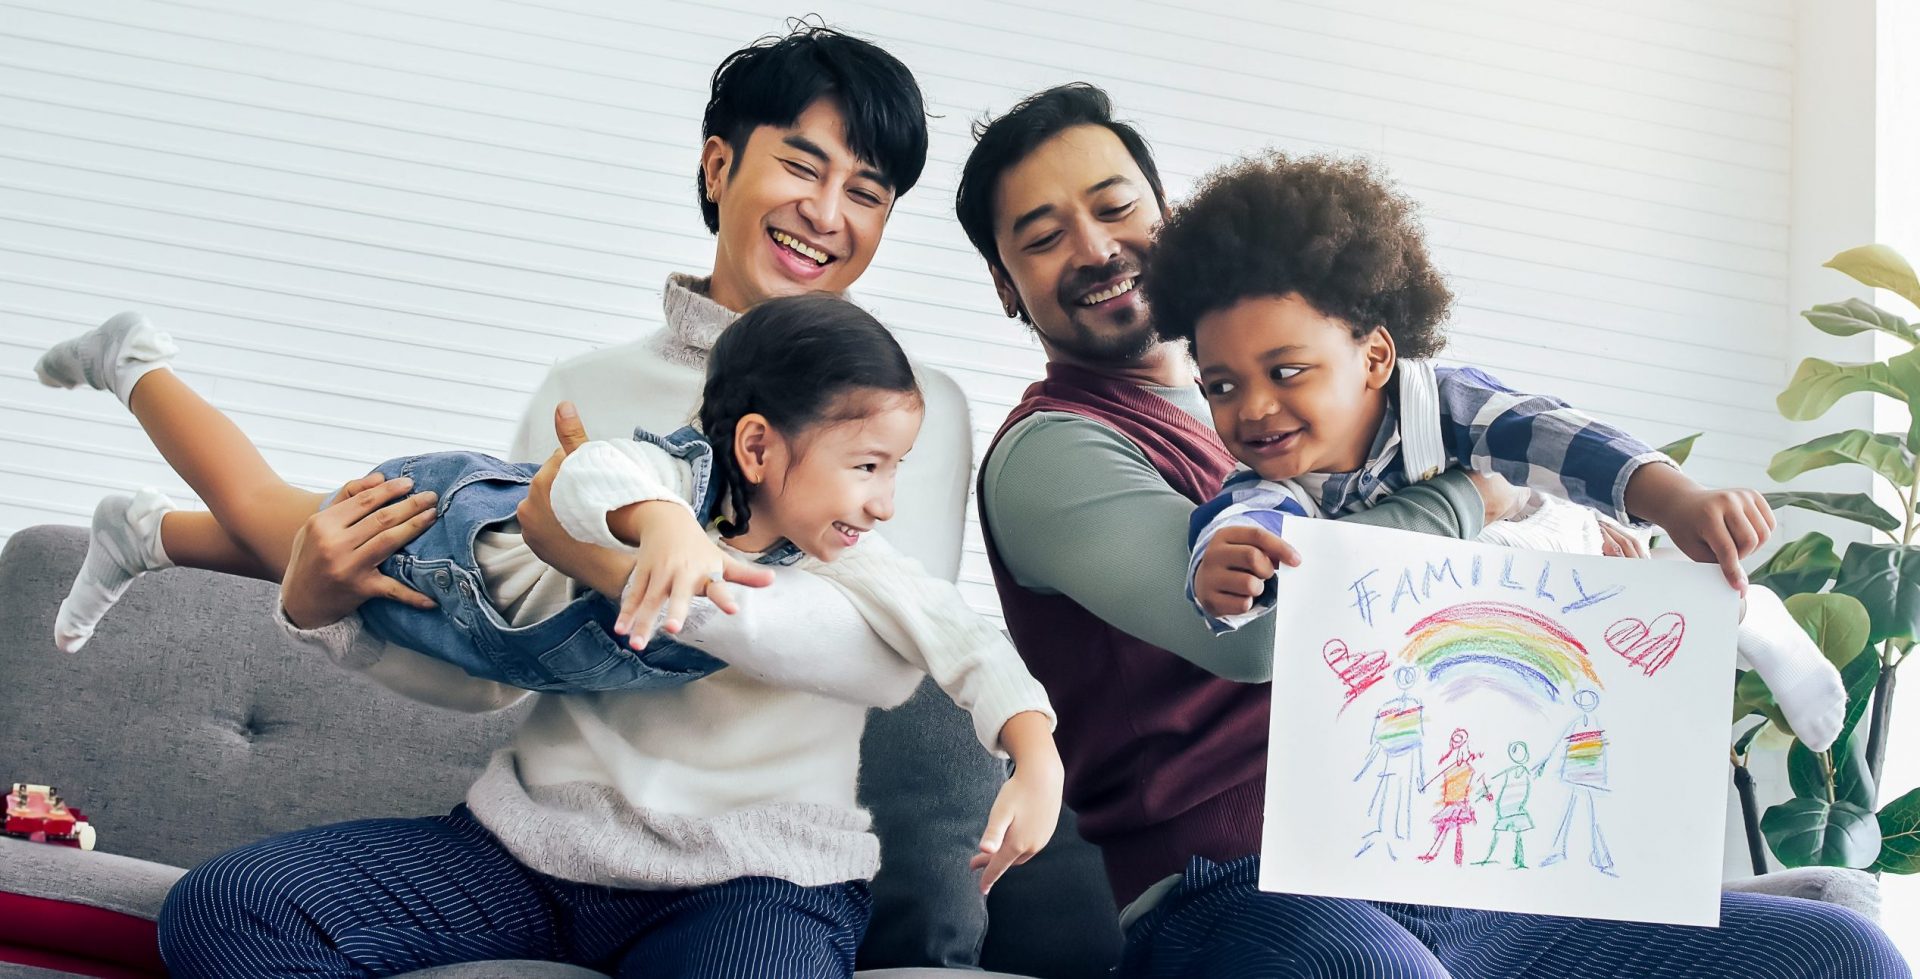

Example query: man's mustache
[1058,259,1142,307]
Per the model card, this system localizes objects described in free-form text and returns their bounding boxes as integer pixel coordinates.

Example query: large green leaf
[1657,433,1701,467]
[1832,542,1920,642]
[1777,346,1920,454]
[1762,797,1882,868]
[1768,430,1915,488]
[1775,360,1905,422]
[1751,532,1842,597]
[1873,787,1920,874]
[1783,592,1873,670]
[1827,244,1920,310]
[1834,651,1883,756]
[1732,668,1789,731]
[1805,298,1919,345]
[1763,491,1901,533]
[1787,740,1875,809]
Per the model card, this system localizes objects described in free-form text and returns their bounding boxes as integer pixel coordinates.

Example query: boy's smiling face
[1194,292,1397,481]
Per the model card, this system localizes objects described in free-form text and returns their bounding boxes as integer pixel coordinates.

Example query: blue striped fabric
[1316,367,1666,525]
[1119,855,1909,979]
[157,805,871,978]
[1185,468,1310,634]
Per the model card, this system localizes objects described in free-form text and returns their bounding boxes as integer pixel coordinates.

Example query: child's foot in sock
[1738,585,1847,752]
[55,488,176,653]
[35,311,177,406]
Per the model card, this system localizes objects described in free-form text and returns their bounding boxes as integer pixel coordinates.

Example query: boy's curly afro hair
[1145,152,1452,360]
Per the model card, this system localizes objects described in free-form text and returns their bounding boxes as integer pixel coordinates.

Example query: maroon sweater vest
[979,363,1270,906]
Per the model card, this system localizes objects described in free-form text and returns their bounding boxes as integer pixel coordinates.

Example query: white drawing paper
[1259,519,1738,927]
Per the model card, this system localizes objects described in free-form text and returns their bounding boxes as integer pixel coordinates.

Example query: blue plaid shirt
[1186,366,1669,633]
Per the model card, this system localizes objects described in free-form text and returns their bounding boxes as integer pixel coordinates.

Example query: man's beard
[1043,303,1161,364]
[1041,255,1160,364]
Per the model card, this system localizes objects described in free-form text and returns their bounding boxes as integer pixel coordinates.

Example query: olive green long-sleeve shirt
[979,382,1486,684]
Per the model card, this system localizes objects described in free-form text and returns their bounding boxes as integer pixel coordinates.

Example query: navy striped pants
[157,805,871,978]
[1119,855,1909,979]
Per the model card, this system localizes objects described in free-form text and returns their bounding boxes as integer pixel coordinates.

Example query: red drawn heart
[1324,638,1389,708]
[1604,612,1686,677]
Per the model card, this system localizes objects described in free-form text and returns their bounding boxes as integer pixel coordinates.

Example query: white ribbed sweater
[276,276,1035,891]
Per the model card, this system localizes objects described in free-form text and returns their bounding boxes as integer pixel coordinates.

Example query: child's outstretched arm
[1623,463,1774,591]
[547,439,772,643]
[807,533,1056,756]
[1437,367,1772,589]
[808,536,1062,887]
[970,710,1064,894]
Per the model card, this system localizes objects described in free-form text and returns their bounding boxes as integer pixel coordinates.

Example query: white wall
[12,0,1917,954]
[1870,0,1920,956]
[1,0,1802,618]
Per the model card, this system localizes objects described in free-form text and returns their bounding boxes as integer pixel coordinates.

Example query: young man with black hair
[160,26,978,979]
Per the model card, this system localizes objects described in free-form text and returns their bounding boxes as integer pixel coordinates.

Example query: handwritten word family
[1348,554,1624,628]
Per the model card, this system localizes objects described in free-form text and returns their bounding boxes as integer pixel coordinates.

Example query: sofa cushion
[0,839,176,978]
[1722,866,1882,920]
[0,892,162,977]
[856,680,1001,969]
[980,807,1122,978]
[0,839,182,919]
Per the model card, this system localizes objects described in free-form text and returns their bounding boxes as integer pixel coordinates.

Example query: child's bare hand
[612,502,771,645]
[969,764,1063,894]
[1597,519,1648,558]
[1195,526,1300,619]
[1658,488,1774,591]
[1466,470,1530,524]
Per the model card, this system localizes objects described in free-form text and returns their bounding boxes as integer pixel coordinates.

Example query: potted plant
[1730,244,1920,877]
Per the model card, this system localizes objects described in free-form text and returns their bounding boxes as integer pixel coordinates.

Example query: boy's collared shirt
[1187,363,1674,634]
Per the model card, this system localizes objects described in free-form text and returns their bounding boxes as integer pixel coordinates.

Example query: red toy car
[3,783,95,850]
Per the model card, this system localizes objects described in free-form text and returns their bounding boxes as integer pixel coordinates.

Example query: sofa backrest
[0,526,1120,977]
[0,526,518,868]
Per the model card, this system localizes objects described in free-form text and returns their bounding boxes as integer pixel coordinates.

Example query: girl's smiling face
[727,392,924,562]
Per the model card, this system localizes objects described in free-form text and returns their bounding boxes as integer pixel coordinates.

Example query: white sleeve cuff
[550,440,693,550]
[272,603,387,671]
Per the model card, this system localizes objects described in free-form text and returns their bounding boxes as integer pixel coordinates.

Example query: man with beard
[958,84,1905,978]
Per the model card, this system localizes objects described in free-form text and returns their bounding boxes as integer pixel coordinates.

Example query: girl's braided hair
[698,292,920,538]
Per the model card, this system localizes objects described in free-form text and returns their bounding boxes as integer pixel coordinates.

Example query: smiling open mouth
[771,229,832,266]
[1243,430,1302,454]
[1077,277,1136,306]
[832,521,865,545]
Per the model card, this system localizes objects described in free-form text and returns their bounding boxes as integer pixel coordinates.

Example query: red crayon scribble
[1604,612,1685,677]
[1324,638,1389,711]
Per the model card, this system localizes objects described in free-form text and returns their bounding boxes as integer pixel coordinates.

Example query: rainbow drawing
[1396,602,1604,708]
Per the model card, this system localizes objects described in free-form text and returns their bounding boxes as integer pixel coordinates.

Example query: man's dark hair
[954,83,1167,273]
[1146,152,1452,359]
[699,23,928,233]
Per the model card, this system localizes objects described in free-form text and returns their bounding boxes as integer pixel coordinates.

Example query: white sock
[1476,491,1605,554]
[35,311,178,407]
[55,489,176,653]
[1738,585,1847,752]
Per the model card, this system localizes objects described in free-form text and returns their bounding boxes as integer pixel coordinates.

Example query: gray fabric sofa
[0,526,1121,978]
[0,526,1881,977]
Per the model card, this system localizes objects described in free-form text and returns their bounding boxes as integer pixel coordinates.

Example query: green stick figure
[1474,741,1536,869]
